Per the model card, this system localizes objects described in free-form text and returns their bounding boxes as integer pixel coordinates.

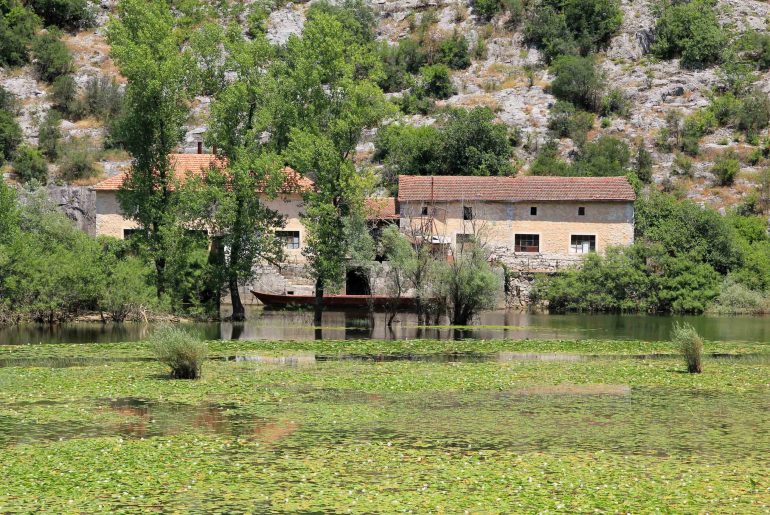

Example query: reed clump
[150,325,208,379]
[672,322,703,374]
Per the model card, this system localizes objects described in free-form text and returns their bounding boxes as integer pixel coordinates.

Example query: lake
[3,308,770,345]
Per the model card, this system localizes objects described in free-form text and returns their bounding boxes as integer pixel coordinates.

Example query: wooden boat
[251,290,416,310]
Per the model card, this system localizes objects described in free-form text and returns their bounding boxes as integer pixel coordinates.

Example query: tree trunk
[229,278,245,321]
[314,277,324,326]
[154,256,166,299]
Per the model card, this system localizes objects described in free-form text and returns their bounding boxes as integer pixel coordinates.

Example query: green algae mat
[0,338,768,513]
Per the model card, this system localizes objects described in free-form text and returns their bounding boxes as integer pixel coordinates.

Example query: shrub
[708,279,769,315]
[635,146,653,183]
[672,152,694,177]
[0,85,19,114]
[737,89,770,138]
[433,246,500,325]
[652,0,726,69]
[13,144,48,184]
[374,123,444,182]
[573,136,630,177]
[38,110,61,159]
[420,64,454,99]
[28,0,94,30]
[81,75,124,120]
[441,107,514,176]
[0,110,23,164]
[524,0,622,61]
[600,87,630,117]
[0,5,40,67]
[50,74,78,115]
[57,137,99,181]
[711,150,740,186]
[32,29,74,82]
[99,256,156,322]
[547,100,594,145]
[438,31,471,70]
[549,55,605,112]
[671,322,703,374]
[474,0,502,21]
[150,325,208,379]
[397,89,435,115]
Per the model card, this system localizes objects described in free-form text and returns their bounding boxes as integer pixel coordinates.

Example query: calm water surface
[3,308,770,344]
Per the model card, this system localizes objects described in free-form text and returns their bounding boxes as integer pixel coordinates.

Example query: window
[276,230,300,249]
[463,206,473,220]
[578,206,585,216]
[530,206,537,216]
[515,234,540,253]
[421,206,429,216]
[570,235,596,254]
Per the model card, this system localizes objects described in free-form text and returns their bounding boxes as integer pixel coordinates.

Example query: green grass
[0,338,769,512]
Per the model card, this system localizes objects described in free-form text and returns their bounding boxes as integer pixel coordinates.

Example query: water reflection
[4,308,770,345]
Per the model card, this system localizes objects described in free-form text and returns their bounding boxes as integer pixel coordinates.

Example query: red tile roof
[397,175,636,202]
[365,197,398,219]
[92,154,313,193]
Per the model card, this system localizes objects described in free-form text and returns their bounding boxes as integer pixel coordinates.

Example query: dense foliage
[0,183,157,323]
[524,0,622,62]
[375,107,514,185]
[652,0,726,69]
[533,190,770,314]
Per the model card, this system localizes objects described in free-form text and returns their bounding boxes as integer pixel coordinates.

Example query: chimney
[197,142,203,154]
[212,144,218,156]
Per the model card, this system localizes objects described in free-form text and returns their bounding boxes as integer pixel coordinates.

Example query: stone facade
[400,199,635,272]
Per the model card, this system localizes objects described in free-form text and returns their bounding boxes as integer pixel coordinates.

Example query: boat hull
[251,291,416,310]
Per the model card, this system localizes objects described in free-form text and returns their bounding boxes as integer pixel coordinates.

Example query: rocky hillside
[3,0,770,213]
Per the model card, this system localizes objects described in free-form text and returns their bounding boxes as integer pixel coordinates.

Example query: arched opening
[345,268,371,295]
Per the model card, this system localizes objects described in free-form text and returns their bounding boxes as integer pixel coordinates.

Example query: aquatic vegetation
[0,338,768,511]
[673,322,704,373]
[150,325,208,379]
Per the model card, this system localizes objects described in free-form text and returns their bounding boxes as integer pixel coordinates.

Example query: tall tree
[179,152,287,321]
[274,10,392,321]
[107,0,193,298]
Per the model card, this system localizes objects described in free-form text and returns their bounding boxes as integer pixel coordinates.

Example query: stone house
[91,154,313,265]
[397,175,636,273]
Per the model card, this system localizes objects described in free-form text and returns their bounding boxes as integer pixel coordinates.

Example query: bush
[150,325,208,379]
[441,107,514,176]
[99,256,155,322]
[0,5,40,67]
[600,87,630,117]
[81,75,124,120]
[711,150,740,186]
[420,64,454,99]
[708,279,769,315]
[57,137,99,181]
[652,0,726,69]
[0,110,23,164]
[672,152,694,177]
[28,0,94,30]
[0,85,19,114]
[38,110,61,159]
[50,74,78,115]
[433,246,500,325]
[671,322,703,374]
[573,136,631,177]
[438,31,471,70]
[547,100,594,145]
[474,0,502,20]
[737,89,770,138]
[375,107,514,183]
[524,0,622,61]
[635,191,742,274]
[549,55,605,112]
[635,146,653,183]
[32,29,74,82]
[13,144,48,184]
